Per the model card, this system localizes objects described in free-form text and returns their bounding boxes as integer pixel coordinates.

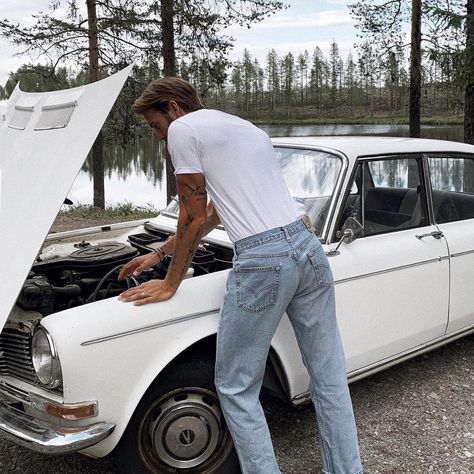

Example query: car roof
[271,136,474,161]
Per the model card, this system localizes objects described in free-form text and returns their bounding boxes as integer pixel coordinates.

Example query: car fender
[42,268,309,457]
[42,270,227,457]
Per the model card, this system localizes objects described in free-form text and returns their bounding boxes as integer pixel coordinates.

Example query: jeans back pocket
[235,264,281,313]
[308,248,334,287]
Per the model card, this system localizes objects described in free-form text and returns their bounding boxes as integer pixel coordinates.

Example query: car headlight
[32,327,62,389]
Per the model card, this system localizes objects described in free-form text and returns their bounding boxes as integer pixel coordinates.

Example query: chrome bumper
[0,400,115,454]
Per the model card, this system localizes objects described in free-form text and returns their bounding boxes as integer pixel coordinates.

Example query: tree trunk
[465,0,474,145]
[464,0,474,192]
[161,0,177,203]
[86,0,105,209]
[409,0,422,138]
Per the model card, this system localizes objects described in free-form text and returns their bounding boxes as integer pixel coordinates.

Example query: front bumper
[0,400,115,454]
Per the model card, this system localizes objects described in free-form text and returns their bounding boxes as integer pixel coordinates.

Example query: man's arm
[157,199,219,259]
[119,173,218,305]
[165,173,208,289]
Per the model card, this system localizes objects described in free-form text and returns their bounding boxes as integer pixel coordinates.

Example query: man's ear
[168,100,186,118]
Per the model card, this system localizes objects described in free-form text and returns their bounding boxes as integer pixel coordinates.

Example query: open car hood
[0,65,133,330]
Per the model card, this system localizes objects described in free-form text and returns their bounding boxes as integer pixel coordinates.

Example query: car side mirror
[326,217,364,257]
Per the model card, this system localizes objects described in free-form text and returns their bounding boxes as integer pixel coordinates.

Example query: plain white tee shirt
[167,109,304,243]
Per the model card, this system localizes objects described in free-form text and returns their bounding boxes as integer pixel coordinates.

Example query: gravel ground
[0,334,472,473]
[1,216,473,473]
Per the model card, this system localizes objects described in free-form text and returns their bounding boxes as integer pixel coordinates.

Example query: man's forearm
[159,203,220,258]
[164,214,206,289]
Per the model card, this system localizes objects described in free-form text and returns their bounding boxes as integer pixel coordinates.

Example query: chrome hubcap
[146,389,223,470]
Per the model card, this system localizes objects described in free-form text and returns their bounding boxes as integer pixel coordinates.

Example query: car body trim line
[450,249,474,258]
[291,323,474,405]
[334,256,448,285]
[81,309,220,346]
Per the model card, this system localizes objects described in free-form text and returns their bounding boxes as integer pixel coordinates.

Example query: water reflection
[263,124,464,142]
[67,124,464,208]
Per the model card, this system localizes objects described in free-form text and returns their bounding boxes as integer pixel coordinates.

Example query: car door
[327,154,450,374]
[426,153,474,334]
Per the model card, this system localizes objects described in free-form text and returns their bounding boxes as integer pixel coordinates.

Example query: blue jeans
[215,218,362,474]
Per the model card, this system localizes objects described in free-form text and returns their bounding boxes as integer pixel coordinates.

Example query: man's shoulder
[171,109,267,146]
[179,109,250,127]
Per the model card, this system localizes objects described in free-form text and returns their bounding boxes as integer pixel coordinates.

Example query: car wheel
[113,357,240,473]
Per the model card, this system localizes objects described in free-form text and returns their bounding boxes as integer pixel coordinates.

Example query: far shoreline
[248,116,464,127]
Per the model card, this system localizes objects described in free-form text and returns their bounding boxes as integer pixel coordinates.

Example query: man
[118,77,363,474]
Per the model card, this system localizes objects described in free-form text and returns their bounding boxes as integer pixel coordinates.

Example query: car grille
[0,328,37,385]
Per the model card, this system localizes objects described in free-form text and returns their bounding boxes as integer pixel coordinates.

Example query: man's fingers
[132,262,150,276]
[118,253,159,281]
[119,286,142,300]
[119,283,154,301]
[119,279,175,305]
[133,296,155,306]
[118,265,132,281]
[118,260,140,280]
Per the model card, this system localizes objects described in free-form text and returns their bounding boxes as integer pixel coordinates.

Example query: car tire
[112,357,240,474]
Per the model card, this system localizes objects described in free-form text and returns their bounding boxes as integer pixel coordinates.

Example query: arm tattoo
[184,183,207,197]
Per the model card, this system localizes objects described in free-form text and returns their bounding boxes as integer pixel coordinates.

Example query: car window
[274,147,342,237]
[427,154,474,223]
[337,156,428,237]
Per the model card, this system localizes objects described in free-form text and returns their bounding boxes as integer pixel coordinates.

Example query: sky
[0,0,358,87]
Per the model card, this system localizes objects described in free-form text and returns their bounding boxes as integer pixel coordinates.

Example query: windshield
[275,147,342,236]
[162,146,342,237]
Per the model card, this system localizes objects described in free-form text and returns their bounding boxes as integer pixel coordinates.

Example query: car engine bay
[15,228,234,319]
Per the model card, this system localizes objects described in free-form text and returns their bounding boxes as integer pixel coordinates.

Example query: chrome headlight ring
[32,326,63,389]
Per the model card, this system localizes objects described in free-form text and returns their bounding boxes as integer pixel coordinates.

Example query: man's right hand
[118,252,162,281]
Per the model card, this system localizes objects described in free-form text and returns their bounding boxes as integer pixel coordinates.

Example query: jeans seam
[307,252,334,287]
[292,326,332,444]
[294,232,314,252]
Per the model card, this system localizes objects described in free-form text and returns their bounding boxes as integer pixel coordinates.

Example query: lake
[67,123,464,209]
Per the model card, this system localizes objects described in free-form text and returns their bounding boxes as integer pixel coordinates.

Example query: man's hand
[118,252,162,281]
[118,279,177,306]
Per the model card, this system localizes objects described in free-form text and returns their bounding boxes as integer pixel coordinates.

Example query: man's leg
[286,243,363,474]
[215,265,293,474]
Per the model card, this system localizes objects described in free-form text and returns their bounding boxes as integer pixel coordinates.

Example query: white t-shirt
[167,109,304,243]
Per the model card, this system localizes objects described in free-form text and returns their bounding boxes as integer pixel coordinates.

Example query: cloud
[1,0,51,24]
[326,0,351,6]
[0,1,74,85]
[226,10,354,33]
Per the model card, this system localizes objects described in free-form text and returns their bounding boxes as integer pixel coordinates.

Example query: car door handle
[415,230,444,240]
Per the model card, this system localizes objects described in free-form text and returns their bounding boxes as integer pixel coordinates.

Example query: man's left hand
[118,279,177,306]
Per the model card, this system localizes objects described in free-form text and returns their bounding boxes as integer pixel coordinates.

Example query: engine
[16,233,233,318]
[17,241,139,316]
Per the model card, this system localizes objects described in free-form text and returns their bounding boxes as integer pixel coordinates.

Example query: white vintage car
[1,68,474,473]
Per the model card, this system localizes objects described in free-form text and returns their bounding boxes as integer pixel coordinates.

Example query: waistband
[234,216,313,254]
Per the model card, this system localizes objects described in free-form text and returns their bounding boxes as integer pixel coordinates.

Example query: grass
[59,201,159,219]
